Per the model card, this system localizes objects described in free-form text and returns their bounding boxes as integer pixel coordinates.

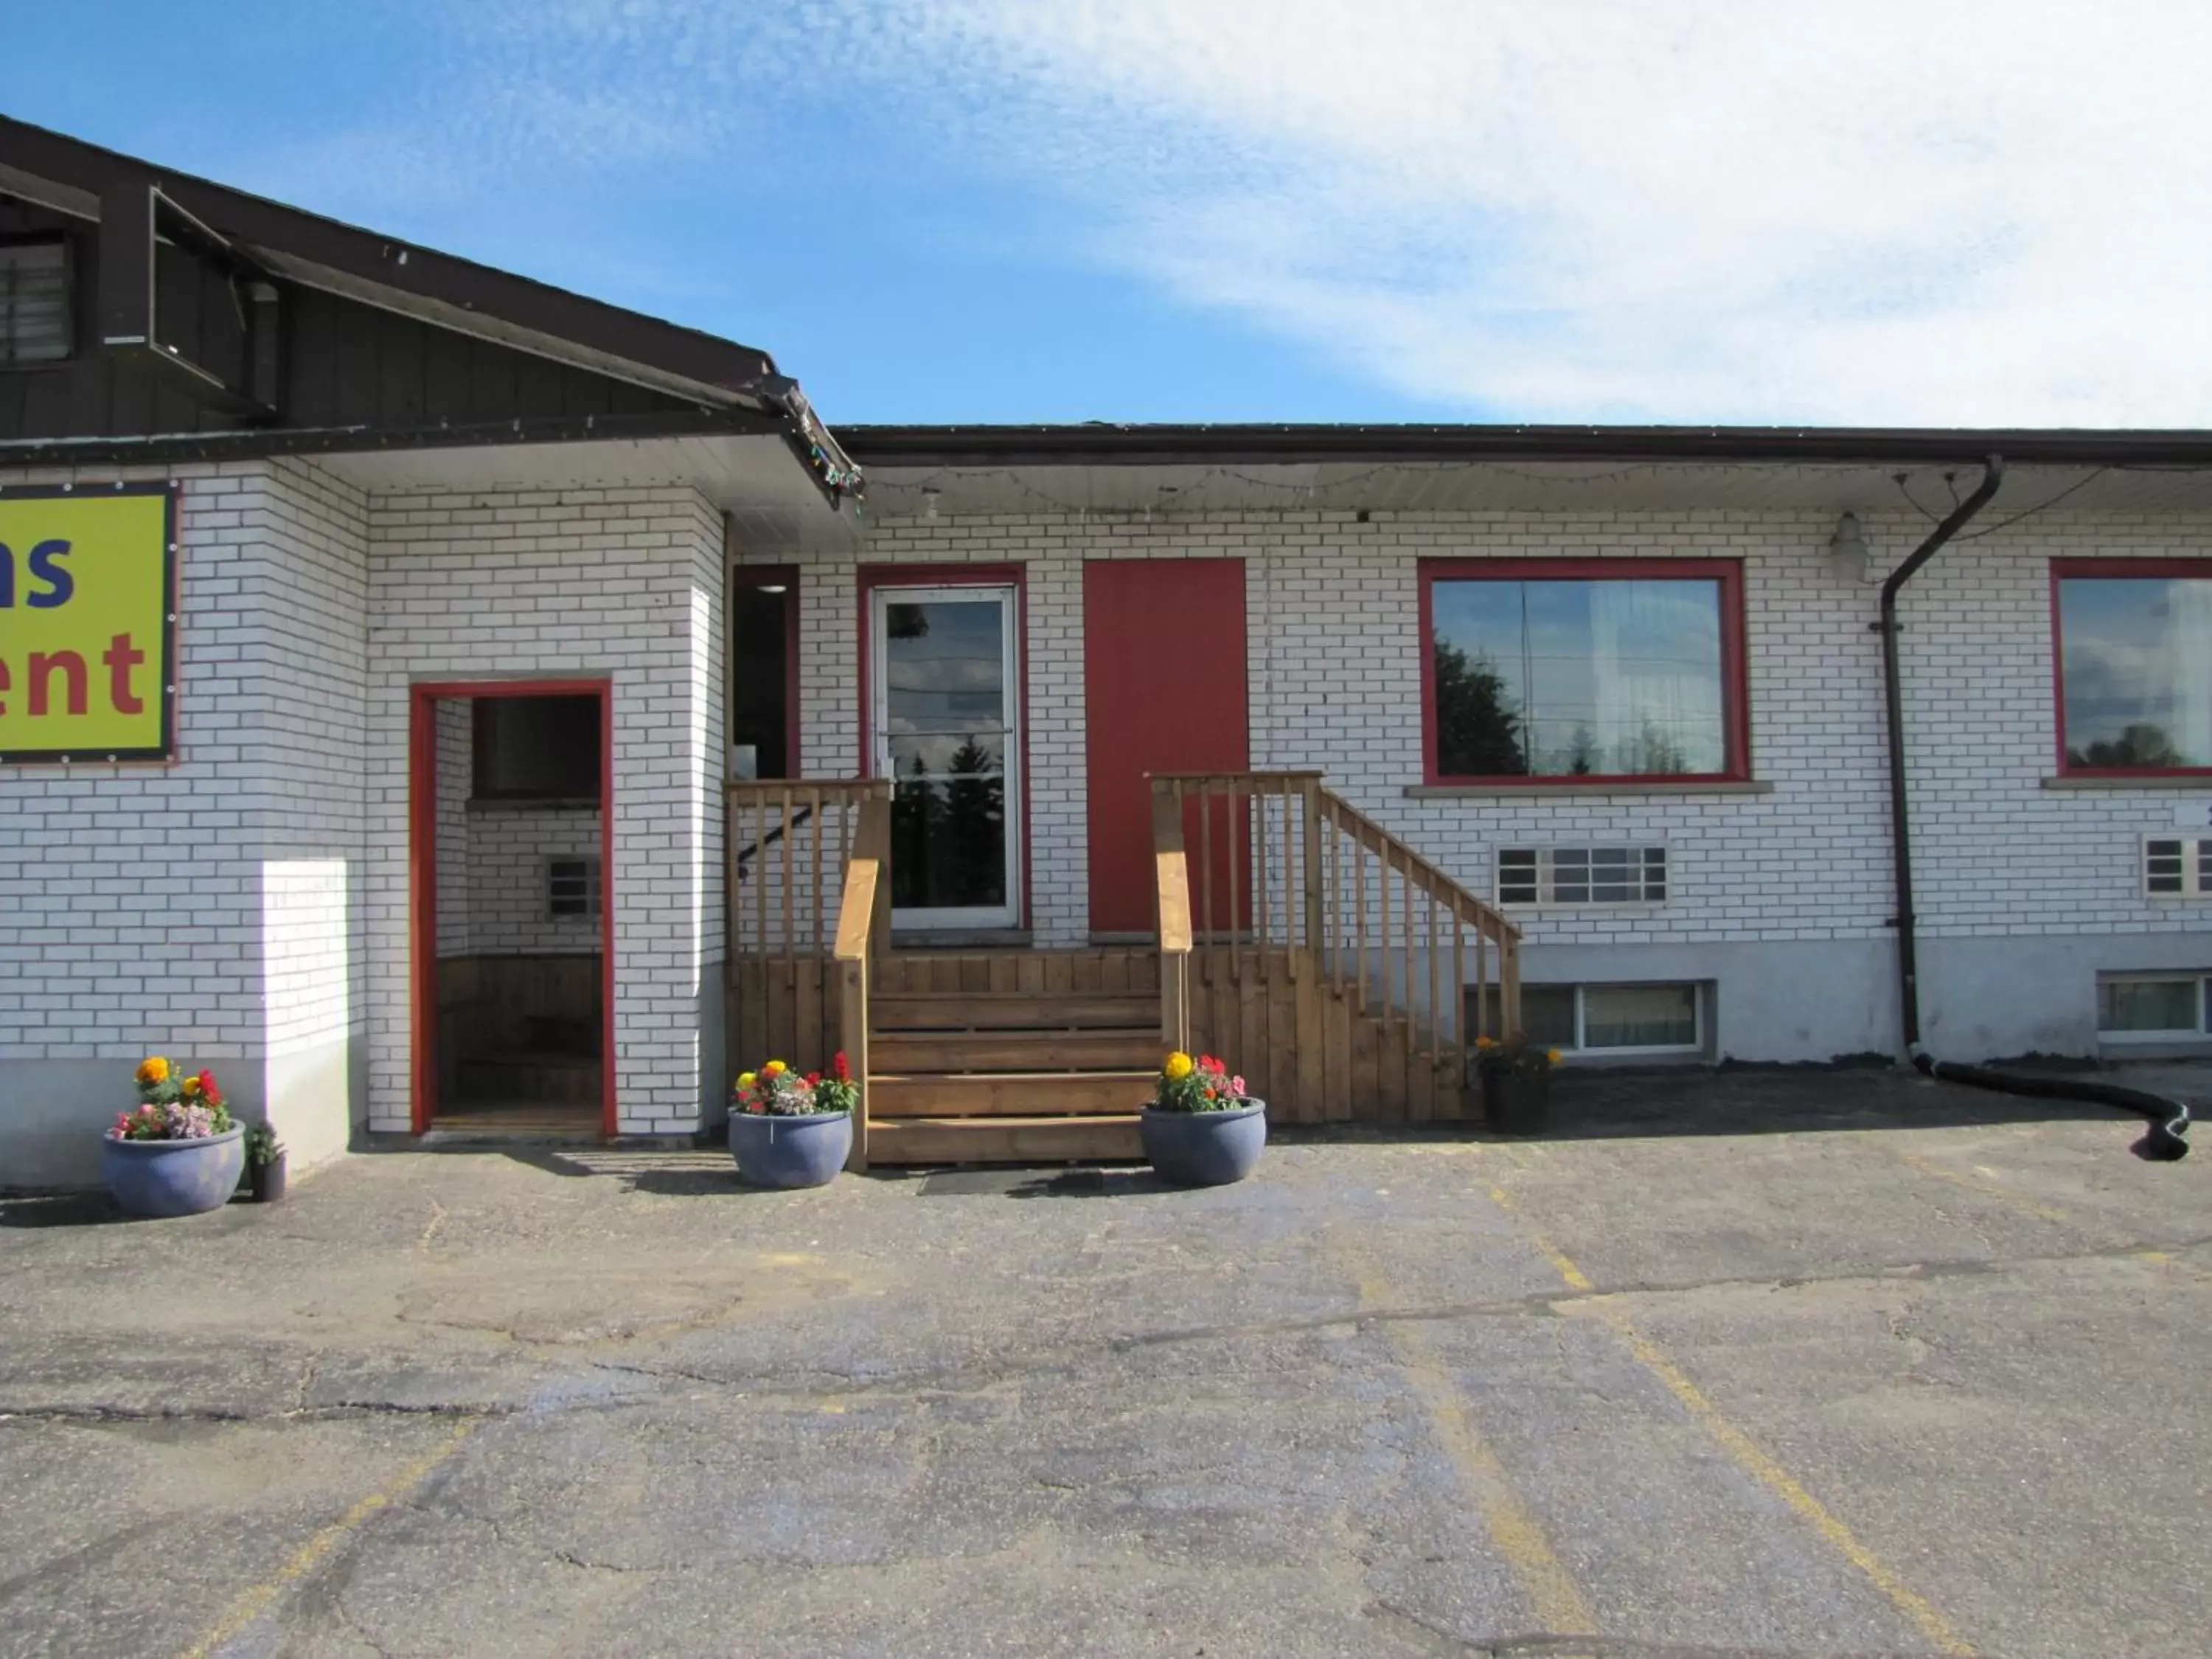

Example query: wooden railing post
[1301,778,1324,960]
[858,784,893,963]
[1498,928,1523,1037]
[833,849,880,1173]
[1152,785,1193,1054]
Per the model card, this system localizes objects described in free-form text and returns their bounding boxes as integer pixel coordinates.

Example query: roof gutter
[1879,453,2003,1054]
[840,422,2212,470]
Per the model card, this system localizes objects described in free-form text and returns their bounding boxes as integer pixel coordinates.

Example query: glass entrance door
[869,583,1020,930]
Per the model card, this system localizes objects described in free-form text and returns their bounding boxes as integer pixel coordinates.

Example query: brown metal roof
[0,114,780,406]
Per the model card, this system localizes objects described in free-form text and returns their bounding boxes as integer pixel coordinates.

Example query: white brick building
[8,119,2212,1185]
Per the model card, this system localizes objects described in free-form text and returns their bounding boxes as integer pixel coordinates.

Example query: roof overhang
[0,117,864,506]
[841,424,2212,519]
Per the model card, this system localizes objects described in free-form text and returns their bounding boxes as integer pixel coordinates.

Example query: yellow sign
[0,486,175,762]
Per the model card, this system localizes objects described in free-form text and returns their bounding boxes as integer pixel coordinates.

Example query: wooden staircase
[726,772,1523,1169]
[866,977,1155,1163]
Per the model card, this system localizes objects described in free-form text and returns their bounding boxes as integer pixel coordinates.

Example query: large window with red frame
[2055,563,2212,773]
[1422,560,1746,782]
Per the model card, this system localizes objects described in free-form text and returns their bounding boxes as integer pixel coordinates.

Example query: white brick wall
[1,459,370,1180]
[0,459,369,1059]
[363,485,725,1134]
[434,699,472,956]
[464,802,603,954]
[772,504,2212,979]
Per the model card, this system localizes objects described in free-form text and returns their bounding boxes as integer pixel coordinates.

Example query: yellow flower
[181,1074,203,1098]
[1163,1051,1194,1081]
[1474,1036,1497,1050]
[1546,1049,1562,1065]
[737,1072,757,1089]
[135,1056,170,1086]
[763,1060,786,1077]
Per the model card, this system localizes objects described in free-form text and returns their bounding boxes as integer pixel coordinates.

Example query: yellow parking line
[180,1415,482,1659]
[2138,1248,2212,1285]
[1880,1147,2072,1225]
[1486,1189,1975,1658]
[1329,1228,1597,1638]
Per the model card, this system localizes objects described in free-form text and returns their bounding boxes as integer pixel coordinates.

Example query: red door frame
[408,678,617,1135]
[855,564,1034,930]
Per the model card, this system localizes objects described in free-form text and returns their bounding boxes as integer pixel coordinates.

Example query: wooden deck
[726,774,1523,1166]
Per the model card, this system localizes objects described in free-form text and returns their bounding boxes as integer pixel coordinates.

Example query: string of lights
[851,457,2212,545]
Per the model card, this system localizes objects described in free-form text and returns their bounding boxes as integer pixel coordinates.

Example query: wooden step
[869,1028,1161,1073]
[870,1071,1154,1118]
[866,1113,1143,1164]
[870,992,1158,1032]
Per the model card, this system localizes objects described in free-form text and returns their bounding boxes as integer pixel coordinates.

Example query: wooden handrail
[1150,770,1523,1112]
[833,858,880,964]
[726,777,892,964]
[1152,789,1191,1053]
[829,790,891,1173]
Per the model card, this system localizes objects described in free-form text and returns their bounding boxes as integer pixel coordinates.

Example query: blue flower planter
[728,1111,852,1189]
[102,1126,245,1218]
[1141,1100,1266,1187]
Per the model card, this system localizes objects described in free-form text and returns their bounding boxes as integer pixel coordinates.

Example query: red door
[1084,559,1251,935]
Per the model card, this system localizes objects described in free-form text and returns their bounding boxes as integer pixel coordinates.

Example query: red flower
[805,1072,821,1086]
[831,1051,851,1082]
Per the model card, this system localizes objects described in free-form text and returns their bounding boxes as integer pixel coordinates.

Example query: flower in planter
[113,1057,234,1141]
[733,1052,857,1116]
[1474,1032,1561,1079]
[1152,1051,1250,1113]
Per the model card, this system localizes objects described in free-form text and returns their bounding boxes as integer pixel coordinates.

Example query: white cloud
[285,1,2212,423]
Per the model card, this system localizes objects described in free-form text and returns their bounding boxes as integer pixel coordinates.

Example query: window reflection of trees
[891,737,1006,909]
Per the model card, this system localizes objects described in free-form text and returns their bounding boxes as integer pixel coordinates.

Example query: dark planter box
[248,1152,288,1204]
[1481,1069,1553,1136]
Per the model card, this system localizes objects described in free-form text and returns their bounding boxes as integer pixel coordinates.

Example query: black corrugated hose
[1912,1052,2191,1161]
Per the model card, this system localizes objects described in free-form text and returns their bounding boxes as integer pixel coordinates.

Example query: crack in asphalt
[1365,1606,1966,1658]
[4,1231,2206,1427]
[0,1399,521,1425]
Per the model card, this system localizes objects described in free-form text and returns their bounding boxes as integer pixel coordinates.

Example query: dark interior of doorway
[427,691,607,1131]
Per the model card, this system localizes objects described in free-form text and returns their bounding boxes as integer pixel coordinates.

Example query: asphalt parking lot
[2,1067,2207,1658]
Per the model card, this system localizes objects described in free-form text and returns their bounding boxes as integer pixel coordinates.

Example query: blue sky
[8,2,2211,428]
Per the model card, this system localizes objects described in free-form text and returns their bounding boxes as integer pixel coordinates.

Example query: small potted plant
[104,1057,243,1217]
[728,1054,857,1188]
[245,1123,288,1204]
[1475,1033,1562,1135]
[1141,1051,1266,1186]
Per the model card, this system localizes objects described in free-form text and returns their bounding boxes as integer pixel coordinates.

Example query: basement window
[1473,981,1703,1054]
[0,240,72,366]
[2097,973,2212,1041]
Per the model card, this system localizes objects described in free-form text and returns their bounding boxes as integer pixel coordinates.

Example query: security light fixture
[1827,511,1869,583]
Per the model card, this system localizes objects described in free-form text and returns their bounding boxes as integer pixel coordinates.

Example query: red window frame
[1418,558,1752,786]
[2051,557,2212,779]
